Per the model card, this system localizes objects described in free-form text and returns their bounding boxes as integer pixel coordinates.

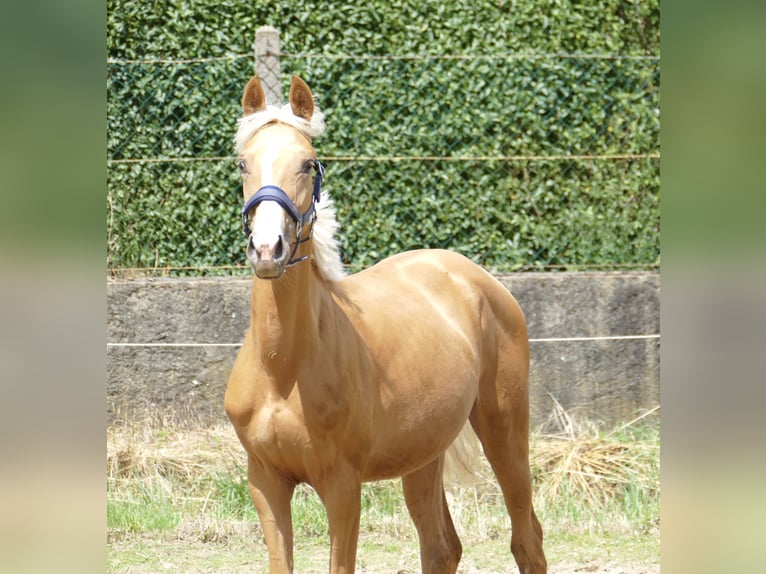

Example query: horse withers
[224,75,547,574]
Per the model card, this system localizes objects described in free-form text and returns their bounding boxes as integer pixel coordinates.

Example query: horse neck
[249,263,320,376]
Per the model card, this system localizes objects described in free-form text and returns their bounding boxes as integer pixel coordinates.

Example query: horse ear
[242,76,267,115]
[289,75,314,121]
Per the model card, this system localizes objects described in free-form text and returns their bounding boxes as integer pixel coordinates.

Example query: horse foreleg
[402,455,462,574]
[313,461,362,574]
[247,455,296,573]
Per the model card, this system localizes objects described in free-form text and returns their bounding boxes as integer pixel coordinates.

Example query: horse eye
[238,159,247,174]
[301,161,314,174]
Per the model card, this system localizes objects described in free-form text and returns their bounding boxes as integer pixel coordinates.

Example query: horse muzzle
[247,232,289,279]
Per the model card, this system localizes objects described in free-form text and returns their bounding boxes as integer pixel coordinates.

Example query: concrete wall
[107,272,659,428]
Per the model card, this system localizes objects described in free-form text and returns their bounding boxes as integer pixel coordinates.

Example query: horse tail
[443,422,482,487]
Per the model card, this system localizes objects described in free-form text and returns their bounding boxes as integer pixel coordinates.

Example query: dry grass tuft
[107,417,244,486]
[531,397,659,510]
[108,401,659,541]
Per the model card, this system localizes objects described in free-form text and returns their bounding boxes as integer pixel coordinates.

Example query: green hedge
[107,1,659,58]
[107,0,659,274]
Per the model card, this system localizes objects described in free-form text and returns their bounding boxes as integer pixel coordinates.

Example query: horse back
[339,248,526,344]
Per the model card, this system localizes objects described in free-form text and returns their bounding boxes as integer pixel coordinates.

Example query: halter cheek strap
[241,160,324,266]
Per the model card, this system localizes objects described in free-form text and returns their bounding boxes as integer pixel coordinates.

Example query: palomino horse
[225,75,547,574]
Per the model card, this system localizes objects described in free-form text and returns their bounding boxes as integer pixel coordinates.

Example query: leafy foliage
[107,0,659,273]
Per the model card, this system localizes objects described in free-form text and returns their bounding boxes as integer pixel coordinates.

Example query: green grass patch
[107,413,659,574]
[107,479,180,533]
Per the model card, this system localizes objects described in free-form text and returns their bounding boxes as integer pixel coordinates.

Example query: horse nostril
[274,236,284,260]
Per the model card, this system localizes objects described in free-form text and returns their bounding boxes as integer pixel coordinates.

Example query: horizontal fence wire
[280,52,659,61]
[106,54,252,65]
[106,260,656,279]
[106,52,659,64]
[107,52,659,275]
[108,153,659,165]
[106,334,660,348]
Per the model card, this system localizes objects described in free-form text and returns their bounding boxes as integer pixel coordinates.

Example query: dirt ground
[108,529,659,574]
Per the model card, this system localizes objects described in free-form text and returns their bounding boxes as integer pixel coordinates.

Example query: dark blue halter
[241,160,324,266]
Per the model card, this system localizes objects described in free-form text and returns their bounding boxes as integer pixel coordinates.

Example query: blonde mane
[311,190,346,282]
[234,103,345,282]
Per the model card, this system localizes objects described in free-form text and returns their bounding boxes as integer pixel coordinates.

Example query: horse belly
[363,405,472,481]
[363,359,480,481]
[360,293,486,477]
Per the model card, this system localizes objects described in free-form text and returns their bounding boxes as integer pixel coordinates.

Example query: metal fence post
[255,26,281,105]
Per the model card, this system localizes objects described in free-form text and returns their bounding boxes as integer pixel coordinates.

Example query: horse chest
[243,387,352,473]
[227,346,363,477]
[243,399,311,471]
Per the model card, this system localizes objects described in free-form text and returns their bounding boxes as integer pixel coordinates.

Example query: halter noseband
[241,160,324,267]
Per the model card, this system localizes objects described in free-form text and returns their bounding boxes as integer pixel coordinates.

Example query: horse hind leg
[402,455,462,574]
[470,370,547,573]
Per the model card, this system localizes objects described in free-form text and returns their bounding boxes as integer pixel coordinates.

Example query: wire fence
[107,44,659,276]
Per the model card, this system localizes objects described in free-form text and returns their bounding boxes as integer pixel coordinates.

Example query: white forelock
[234,104,326,154]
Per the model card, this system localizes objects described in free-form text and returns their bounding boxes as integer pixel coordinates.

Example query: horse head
[237,75,325,279]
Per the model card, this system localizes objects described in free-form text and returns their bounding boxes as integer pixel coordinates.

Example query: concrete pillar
[255,26,281,105]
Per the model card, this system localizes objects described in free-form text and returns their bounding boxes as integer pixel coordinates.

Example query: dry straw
[108,400,659,521]
[531,396,659,510]
[107,415,245,488]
